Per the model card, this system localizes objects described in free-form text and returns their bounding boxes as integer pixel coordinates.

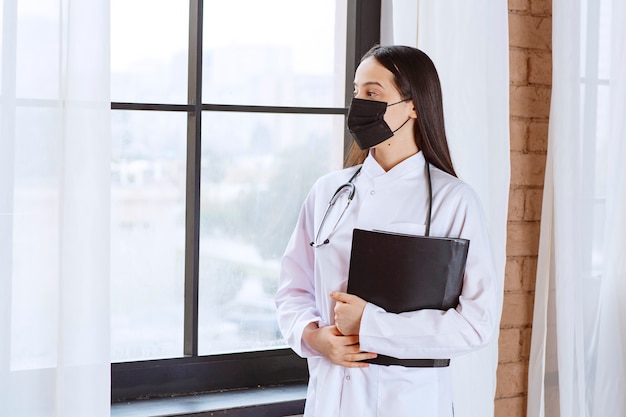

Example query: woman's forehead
[353,57,395,87]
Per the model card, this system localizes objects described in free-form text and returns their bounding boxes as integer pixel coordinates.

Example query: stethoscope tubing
[309,160,432,247]
[309,166,362,247]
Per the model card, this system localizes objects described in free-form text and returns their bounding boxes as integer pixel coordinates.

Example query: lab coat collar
[361,150,426,183]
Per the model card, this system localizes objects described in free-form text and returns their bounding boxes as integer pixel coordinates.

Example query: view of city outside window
[111,0,347,361]
[110,1,190,362]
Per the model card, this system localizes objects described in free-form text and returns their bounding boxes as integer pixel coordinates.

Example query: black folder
[347,228,469,314]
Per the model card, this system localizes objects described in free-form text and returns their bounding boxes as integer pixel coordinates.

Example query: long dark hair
[344,45,457,177]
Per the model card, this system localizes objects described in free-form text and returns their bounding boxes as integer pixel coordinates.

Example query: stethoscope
[309,166,363,248]
[309,160,433,248]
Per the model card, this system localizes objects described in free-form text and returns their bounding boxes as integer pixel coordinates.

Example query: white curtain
[0,1,111,416]
[527,0,626,416]
[381,1,510,416]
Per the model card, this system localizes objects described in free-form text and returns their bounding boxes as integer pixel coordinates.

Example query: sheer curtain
[527,0,626,416]
[0,1,111,416]
[381,2,510,416]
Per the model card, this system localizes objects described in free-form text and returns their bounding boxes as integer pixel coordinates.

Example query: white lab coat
[275,151,498,417]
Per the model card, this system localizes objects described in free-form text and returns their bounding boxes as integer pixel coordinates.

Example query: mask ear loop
[387,98,412,107]
[391,117,411,133]
[425,160,432,237]
[389,98,413,133]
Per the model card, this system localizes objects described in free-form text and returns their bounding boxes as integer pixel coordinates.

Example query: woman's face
[353,57,416,144]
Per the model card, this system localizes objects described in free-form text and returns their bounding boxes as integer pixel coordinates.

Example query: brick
[496,362,529,397]
[521,257,538,292]
[523,188,544,221]
[505,257,524,291]
[528,120,549,152]
[501,292,535,327]
[509,14,552,51]
[505,256,536,293]
[495,395,527,417]
[499,326,532,363]
[500,7,552,410]
[510,152,546,186]
[509,0,529,11]
[510,48,528,85]
[530,0,552,15]
[510,118,529,152]
[508,188,525,222]
[506,221,541,257]
[520,327,532,359]
[510,85,552,118]
[528,50,552,85]
[499,328,526,362]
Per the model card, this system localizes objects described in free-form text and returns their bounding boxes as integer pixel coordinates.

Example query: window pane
[198,111,344,355]
[202,0,346,107]
[110,110,187,362]
[111,0,189,104]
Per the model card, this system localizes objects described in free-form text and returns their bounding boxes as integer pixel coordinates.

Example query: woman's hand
[330,291,367,336]
[302,323,376,368]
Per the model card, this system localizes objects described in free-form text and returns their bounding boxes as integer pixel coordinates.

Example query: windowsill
[110,384,306,417]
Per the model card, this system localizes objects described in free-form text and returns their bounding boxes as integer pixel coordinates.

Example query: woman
[275,45,498,417]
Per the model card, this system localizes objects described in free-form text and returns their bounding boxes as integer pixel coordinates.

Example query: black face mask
[347,97,411,150]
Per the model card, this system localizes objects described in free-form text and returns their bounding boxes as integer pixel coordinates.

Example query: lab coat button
[345,375,351,381]
[370,190,375,195]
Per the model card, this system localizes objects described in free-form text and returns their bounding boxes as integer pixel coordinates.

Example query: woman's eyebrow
[353,81,385,89]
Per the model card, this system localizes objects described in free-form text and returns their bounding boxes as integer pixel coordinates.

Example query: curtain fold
[381,2,510,416]
[527,0,626,416]
[0,1,111,416]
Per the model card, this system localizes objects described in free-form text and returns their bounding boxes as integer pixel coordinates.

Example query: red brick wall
[496,1,552,416]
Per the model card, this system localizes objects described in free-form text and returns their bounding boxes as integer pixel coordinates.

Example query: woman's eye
[352,89,378,98]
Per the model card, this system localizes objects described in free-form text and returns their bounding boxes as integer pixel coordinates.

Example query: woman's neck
[371,135,419,171]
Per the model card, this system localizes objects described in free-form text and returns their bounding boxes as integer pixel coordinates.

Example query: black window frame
[111,0,381,403]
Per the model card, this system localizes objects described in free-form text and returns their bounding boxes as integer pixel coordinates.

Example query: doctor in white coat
[275,45,498,417]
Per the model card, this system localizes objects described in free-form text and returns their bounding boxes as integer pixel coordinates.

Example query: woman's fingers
[312,325,377,367]
[331,291,367,336]
[336,349,378,368]
[338,334,359,345]
[327,332,377,366]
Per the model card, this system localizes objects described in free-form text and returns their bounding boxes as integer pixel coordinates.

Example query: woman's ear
[409,100,418,119]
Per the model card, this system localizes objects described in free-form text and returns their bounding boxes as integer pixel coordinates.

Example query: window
[110,0,381,402]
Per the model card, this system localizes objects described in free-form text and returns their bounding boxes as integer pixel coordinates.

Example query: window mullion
[184,0,203,357]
